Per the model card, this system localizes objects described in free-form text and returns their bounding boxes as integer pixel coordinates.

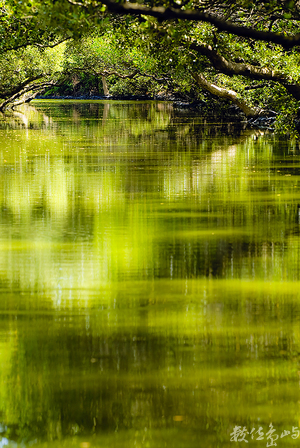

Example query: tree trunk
[189,41,292,83]
[101,76,109,96]
[0,80,55,111]
[189,41,300,102]
[193,73,263,118]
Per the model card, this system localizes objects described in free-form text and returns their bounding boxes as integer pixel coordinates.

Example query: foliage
[2,0,300,132]
[55,30,167,96]
[0,44,65,92]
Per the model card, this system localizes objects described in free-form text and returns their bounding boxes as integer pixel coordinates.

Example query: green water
[0,101,300,448]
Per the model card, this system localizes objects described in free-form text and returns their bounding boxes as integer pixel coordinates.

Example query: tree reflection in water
[0,101,299,448]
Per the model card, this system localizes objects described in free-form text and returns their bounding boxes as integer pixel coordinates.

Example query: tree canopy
[2,0,300,132]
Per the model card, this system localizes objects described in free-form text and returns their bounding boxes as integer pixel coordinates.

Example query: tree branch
[101,69,138,78]
[0,75,47,98]
[0,80,55,111]
[189,40,300,100]
[189,41,292,83]
[2,37,72,53]
[63,66,169,83]
[99,0,300,48]
[192,72,263,117]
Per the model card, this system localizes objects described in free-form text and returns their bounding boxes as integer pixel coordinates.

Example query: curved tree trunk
[189,40,300,102]
[189,41,292,83]
[193,73,263,117]
[0,80,55,111]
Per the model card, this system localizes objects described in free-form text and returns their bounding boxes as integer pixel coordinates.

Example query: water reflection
[0,102,300,447]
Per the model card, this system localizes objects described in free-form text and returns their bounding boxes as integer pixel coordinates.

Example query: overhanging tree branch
[0,75,49,99]
[98,0,300,48]
[63,66,169,83]
[2,36,72,54]
[101,69,138,78]
[0,80,56,111]
[189,40,300,100]
[192,73,263,117]
[189,41,292,83]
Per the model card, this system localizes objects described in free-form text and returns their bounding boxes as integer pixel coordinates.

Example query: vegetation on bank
[2,0,300,133]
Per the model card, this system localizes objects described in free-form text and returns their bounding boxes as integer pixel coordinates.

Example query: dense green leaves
[2,0,300,133]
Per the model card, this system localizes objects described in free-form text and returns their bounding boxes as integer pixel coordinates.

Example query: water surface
[0,101,300,447]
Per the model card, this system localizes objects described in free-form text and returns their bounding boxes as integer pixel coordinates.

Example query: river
[0,100,299,448]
